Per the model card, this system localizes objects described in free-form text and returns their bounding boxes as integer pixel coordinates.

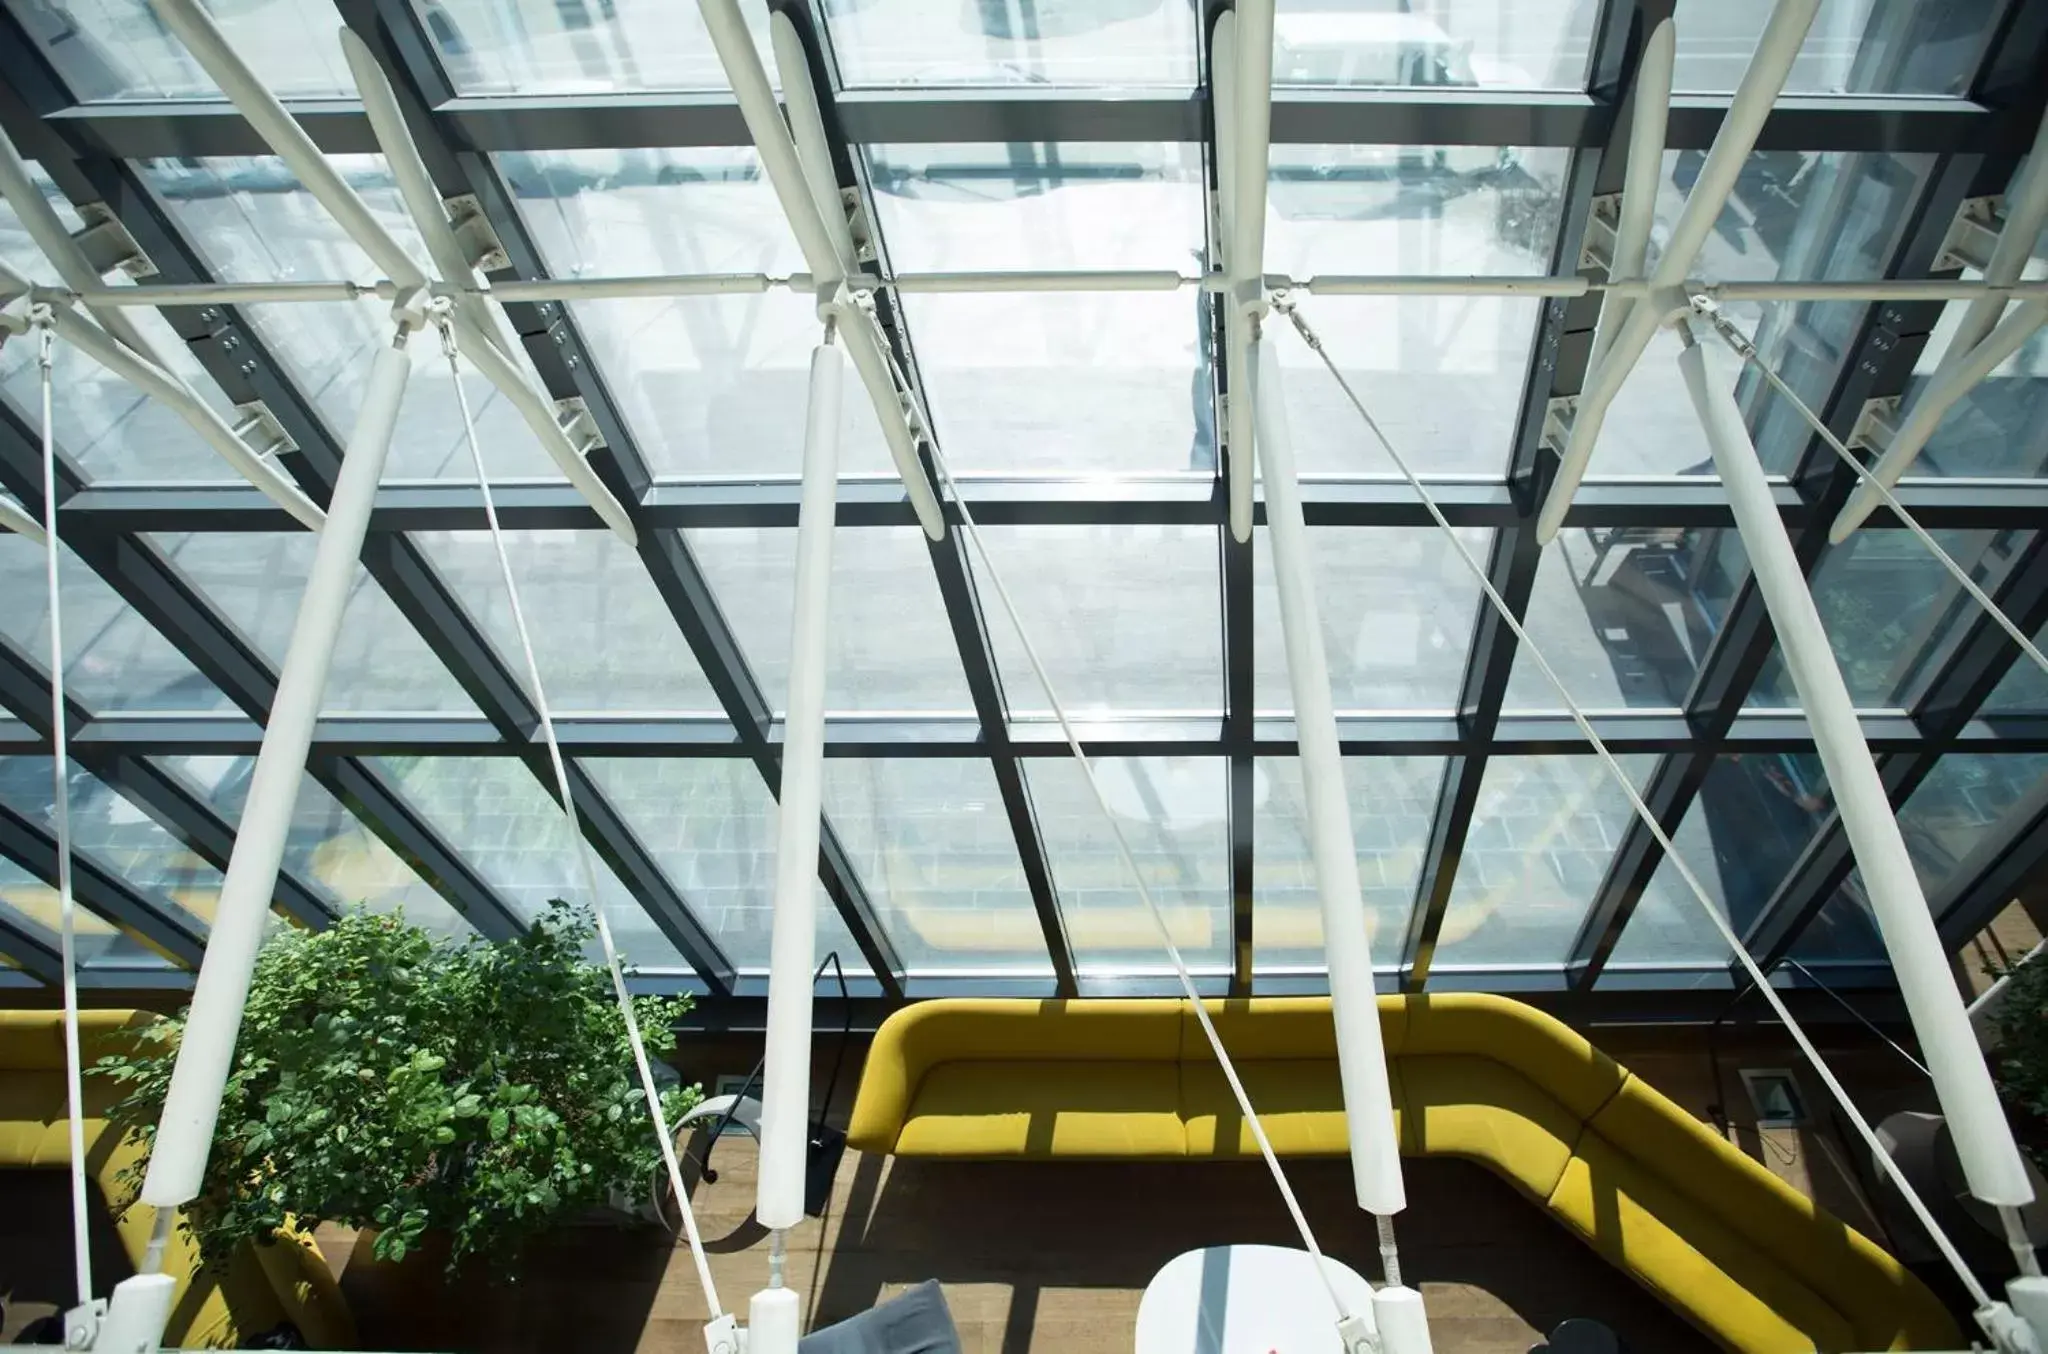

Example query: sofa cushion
[1396,1054,1581,1204]
[898,1060,1185,1158]
[1181,1060,1367,1158]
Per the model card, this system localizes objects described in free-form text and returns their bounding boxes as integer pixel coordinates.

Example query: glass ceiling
[0,0,2040,1003]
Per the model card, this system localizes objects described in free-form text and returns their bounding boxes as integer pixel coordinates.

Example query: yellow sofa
[846,994,1960,1353]
[0,1010,356,1349]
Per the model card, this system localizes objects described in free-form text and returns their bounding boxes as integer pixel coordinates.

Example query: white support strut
[140,314,417,1216]
[1251,335,1405,1218]
[1539,0,1822,544]
[1675,321,2034,1209]
[1216,0,1274,545]
[1585,10,1675,374]
[1832,104,2048,542]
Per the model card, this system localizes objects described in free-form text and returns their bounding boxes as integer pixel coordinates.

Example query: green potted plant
[1985,951,2048,1174]
[99,902,700,1276]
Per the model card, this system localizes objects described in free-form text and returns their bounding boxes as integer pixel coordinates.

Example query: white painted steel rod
[769,12,856,281]
[1225,0,1274,546]
[0,123,155,359]
[1252,336,1406,1218]
[0,493,46,543]
[1586,10,1675,374]
[757,338,843,1239]
[31,295,326,532]
[1834,104,2048,541]
[141,324,414,1213]
[1677,321,2033,1208]
[1540,0,1822,545]
[149,0,425,292]
[1213,10,1253,546]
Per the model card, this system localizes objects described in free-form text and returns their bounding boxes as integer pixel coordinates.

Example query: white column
[1252,336,1405,1216]
[141,330,414,1209]
[756,339,844,1235]
[1677,325,2033,1207]
[1586,12,1675,373]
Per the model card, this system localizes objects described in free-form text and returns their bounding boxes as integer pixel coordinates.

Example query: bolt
[553,331,567,345]
[241,359,258,375]
[565,353,580,368]
[221,334,240,351]
[198,307,220,324]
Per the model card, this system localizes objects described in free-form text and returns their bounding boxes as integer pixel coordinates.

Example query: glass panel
[1506,526,1746,712]
[1,165,233,482]
[1986,625,2048,713]
[1253,527,1489,714]
[1431,754,1656,968]
[1790,885,1887,964]
[582,758,867,975]
[1265,145,1569,280]
[4,0,353,101]
[1025,756,1229,974]
[1895,753,2048,900]
[413,529,720,714]
[822,758,1045,974]
[685,527,972,714]
[1272,0,1594,89]
[1894,222,2048,480]
[0,757,224,933]
[1671,0,1996,96]
[150,533,478,715]
[0,855,175,970]
[141,156,564,482]
[413,0,775,95]
[496,150,901,478]
[869,143,1207,475]
[1607,754,1831,967]
[971,525,1220,718]
[368,756,690,970]
[161,754,473,940]
[1747,528,2026,710]
[1253,756,1444,972]
[1594,151,1930,476]
[826,0,1198,88]
[0,535,230,715]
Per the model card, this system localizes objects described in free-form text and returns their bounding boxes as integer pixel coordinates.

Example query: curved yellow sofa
[846,994,1960,1353]
[0,1010,356,1349]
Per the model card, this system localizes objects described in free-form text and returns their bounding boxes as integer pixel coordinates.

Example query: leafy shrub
[1987,952,2048,1172]
[99,903,698,1273]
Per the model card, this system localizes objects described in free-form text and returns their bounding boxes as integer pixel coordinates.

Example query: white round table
[1134,1244,1377,1353]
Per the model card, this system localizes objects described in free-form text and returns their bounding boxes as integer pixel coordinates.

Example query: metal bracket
[555,396,605,455]
[62,1296,103,1350]
[1847,395,1900,454]
[841,187,877,266]
[72,203,157,280]
[1934,194,2005,274]
[445,194,511,274]
[1541,395,1577,456]
[231,399,297,464]
[1579,193,1621,275]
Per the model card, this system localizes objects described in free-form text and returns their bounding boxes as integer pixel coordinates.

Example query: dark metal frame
[0,0,2045,1002]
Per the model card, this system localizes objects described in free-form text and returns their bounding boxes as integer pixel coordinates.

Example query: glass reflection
[414,0,773,95]
[1671,0,1996,96]
[1253,756,1443,972]
[0,856,171,970]
[4,0,352,101]
[1271,0,1594,89]
[825,0,1197,88]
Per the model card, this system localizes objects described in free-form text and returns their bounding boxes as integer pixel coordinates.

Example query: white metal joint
[71,203,157,280]
[1541,396,1577,456]
[1848,395,1901,455]
[555,396,605,455]
[445,193,510,274]
[1580,192,1621,274]
[389,284,433,333]
[230,400,296,465]
[840,187,876,266]
[62,1296,102,1350]
[1935,195,2007,274]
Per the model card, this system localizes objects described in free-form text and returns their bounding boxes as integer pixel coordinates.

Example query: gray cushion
[797,1280,960,1354]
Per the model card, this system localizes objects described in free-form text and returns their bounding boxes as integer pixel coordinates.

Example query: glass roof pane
[0,757,225,935]
[413,529,721,714]
[1026,755,1229,975]
[1670,0,1994,95]
[1894,223,2048,480]
[828,0,1197,88]
[582,758,868,976]
[1986,625,2048,713]
[150,532,479,715]
[685,526,973,714]
[1606,753,1826,969]
[1272,0,1594,89]
[140,156,564,482]
[1265,145,1569,280]
[1253,527,1488,714]
[161,754,474,940]
[0,536,230,715]
[1253,755,1444,973]
[1430,753,1655,969]
[415,0,776,95]
[2,166,234,483]
[4,0,352,101]
[972,524,1220,718]
[0,855,174,970]
[1505,526,1747,712]
[1895,753,2048,901]
[497,150,896,479]
[1746,528,2026,710]
[822,758,1046,974]
[1592,151,1931,477]
[368,755,690,970]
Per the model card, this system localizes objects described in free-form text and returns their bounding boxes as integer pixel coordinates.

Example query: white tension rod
[1832,103,2048,543]
[1674,318,2034,1210]
[694,0,945,543]
[1585,8,1675,375]
[1539,0,1821,544]
[1213,0,1276,545]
